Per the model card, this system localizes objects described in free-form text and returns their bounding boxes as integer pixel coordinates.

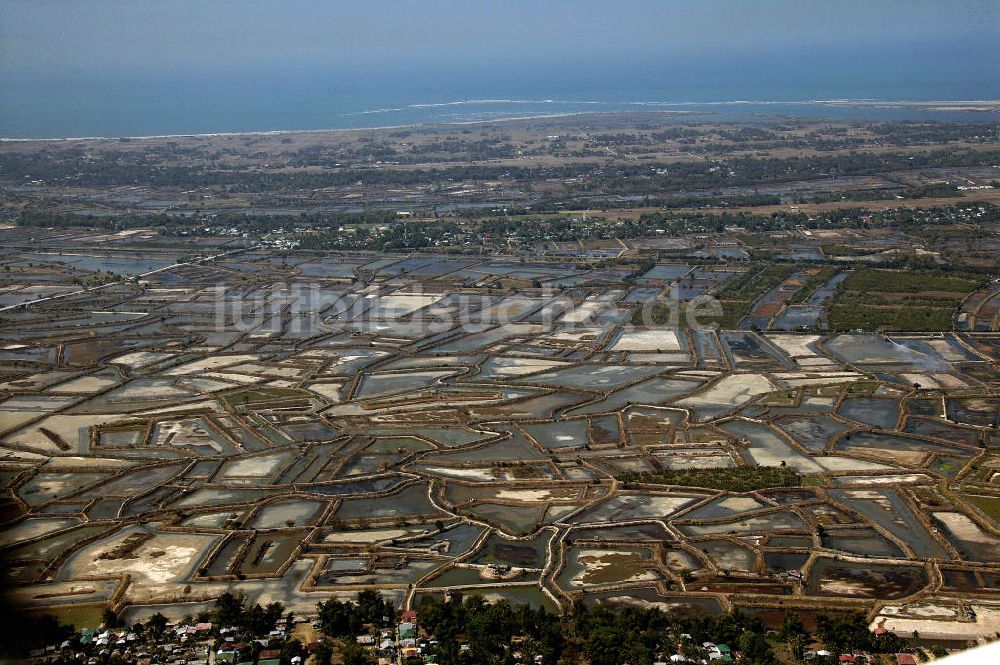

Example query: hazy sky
[3,0,999,81]
[3,0,998,138]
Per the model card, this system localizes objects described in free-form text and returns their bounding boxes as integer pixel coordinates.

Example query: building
[399,622,417,640]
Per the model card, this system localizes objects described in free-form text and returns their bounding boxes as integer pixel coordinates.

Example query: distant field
[827,268,983,332]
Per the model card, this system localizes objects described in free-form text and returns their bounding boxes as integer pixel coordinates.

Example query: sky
[3,0,999,82]
[2,1,998,137]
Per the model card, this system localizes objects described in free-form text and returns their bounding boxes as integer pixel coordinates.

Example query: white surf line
[3,98,997,142]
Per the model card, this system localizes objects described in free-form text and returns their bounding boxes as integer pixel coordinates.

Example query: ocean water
[2,50,998,138]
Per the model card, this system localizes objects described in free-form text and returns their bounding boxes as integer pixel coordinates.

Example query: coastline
[0,110,620,143]
[2,98,999,143]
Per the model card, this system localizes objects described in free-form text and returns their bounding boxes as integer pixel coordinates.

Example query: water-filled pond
[774,415,851,452]
[821,527,904,558]
[829,488,948,558]
[838,397,901,430]
[806,557,927,599]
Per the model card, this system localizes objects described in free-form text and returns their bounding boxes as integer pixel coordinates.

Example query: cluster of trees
[0,610,173,660]
[797,189,900,204]
[410,595,913,665]
[311,592,396,665]
[900,183,962,199]
[840,268,981,294]
[827,303,958,333]
[0,594,288,659]
[0,612,77,658]
[867,121,1000,146]
[798,182,960,206]
[633,202,999,239]
[599,149,1000,195]
[301,220,463,251]
[815,613,908,654]
[662,121,996,153]
[316,590,394,638]
[418,595,565,665]
[0,589,928,664]
[213,591,287,637]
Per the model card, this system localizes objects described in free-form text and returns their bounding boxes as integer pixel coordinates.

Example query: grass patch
[846,380,880,394]
[821,244,878,257]
[962,493,1000,525]
[493,464,548,480]
[22,603,107,632]
[621,466,802,493]
[801,475,831,487]
[759,389,800,406]
[223,387,308,407]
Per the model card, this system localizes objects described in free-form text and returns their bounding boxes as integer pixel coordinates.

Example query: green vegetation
[716,264,795,300]
[840,269,981,294]
[223,387,308,407]
[816,613,908,655]
[828,268,983,332]
[213,591,287,637]
[416,594,782,665]
[961,493,1000,525]
[903,183,963,198]
[0,613,75,657]
[412,595,910,665]
[759,389,800,406]
[316,590,393,638]
[689,299,748,329]
[13,195,1000,260]
[821,244,876,257]
[827,303,957,332]
[621,466,802,492]
[0,579,922,663]
[643,263,799,329]
[635,299,745,329]
[718,264,796,317]
[789,267,839,303]
[806,183,960,204]
[0,593,301,662]
[7,145,998,194]
[846,381,881,394]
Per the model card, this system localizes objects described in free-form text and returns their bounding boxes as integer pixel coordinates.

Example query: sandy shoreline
[3,98,998,143]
